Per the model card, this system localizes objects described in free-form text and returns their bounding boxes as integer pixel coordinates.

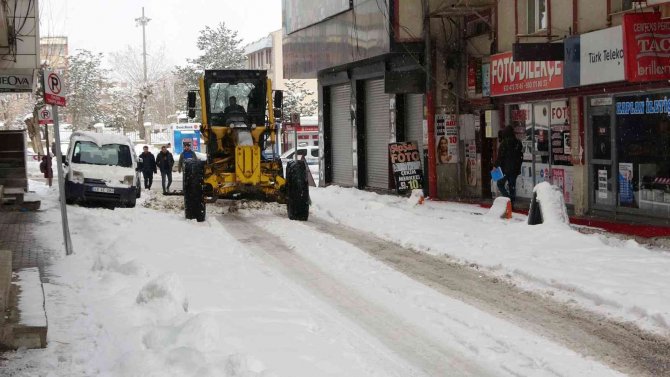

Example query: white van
[64,131,141,207]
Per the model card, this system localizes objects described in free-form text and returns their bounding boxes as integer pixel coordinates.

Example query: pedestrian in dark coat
[139,146,157,190]
[156,145,174,193]
[494,125,524,205]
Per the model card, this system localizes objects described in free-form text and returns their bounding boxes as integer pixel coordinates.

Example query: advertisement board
[435,114,458,164]
[389,141,423,194]
[581,26,625,86]
[490,51,563,96]
[622,12,670,82]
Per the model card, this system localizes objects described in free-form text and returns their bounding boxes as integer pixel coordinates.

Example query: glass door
[589,104,616,209]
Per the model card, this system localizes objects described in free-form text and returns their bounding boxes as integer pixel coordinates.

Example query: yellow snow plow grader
[182,70,309,222]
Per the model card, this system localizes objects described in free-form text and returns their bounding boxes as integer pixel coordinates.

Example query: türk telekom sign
[623,12,670,82]
[489,51,563,96]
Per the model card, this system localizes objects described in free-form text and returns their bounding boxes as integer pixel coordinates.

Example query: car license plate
[91,187,115,194]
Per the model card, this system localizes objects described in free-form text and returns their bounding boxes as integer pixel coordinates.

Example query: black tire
[126,197,137,208]
[65,197,75,205]
[286,160,310,221]
[183,159,206,222]
[135,180,141,199]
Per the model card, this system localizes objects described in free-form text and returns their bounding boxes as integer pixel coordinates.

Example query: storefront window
[615,94,670,216]
[506,101,574,204]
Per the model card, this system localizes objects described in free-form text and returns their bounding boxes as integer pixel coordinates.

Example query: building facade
[283,0,425,190]
[283,0,670,224]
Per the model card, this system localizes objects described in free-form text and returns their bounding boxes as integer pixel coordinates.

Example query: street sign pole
[43,69,72,256]
[51,105,72,255]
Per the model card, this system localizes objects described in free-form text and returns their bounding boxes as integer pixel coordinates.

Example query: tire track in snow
[218,214,497,377]
[304,217,670,377]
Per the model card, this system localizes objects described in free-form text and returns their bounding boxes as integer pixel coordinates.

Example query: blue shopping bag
[490,167,504,182]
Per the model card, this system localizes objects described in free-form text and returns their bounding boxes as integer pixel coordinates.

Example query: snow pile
[406,189,425,205]
[532,182,569,227]
[484,196,511,220]
[136,272,189,313]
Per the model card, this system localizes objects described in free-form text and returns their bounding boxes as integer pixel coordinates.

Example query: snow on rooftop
[70,130,134,147]
[244,35,272,55]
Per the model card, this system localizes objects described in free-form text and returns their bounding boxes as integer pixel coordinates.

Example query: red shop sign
[489,51,563,96]
[622,12,670,82]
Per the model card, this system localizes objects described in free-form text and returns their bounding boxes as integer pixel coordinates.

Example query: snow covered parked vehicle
[64,131,141,207]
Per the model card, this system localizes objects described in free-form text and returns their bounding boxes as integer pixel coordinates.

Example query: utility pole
[135,7,150,82]
[423,0,437,199]
[135,7,151,141]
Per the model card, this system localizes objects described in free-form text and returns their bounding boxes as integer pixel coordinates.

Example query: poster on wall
[389,141,423,194]
[619,162,635,206]
[598,169,609,199]
[550,101,572,166]
[551,167,575,204]
[436,114,459,164]
[465,140,478,186]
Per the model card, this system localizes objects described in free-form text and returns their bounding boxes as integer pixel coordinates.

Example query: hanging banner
[482,63,491,97]
[389,141,423,194]
[490,51,563,96]
[622,12,670,82]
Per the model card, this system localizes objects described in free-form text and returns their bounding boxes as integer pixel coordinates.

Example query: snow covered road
[2,183,669,376]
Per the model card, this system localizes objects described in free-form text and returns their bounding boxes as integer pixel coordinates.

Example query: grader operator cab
[182,70,310,222]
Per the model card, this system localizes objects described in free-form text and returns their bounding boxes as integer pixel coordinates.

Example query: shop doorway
[588,104,616,210]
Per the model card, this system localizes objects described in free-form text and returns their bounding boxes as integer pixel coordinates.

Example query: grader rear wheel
[286,160,310,221]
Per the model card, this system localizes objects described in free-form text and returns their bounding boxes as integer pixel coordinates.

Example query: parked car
[280,146,319,166]
[280,146,319,180]
[64,131,141,207]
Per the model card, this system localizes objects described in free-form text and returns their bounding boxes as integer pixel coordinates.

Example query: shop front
[583,13,670,220]
[587,92,670,219]
[489,51,575,205]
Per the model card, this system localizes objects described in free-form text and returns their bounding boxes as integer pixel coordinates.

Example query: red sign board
[284,124,318,132]
[489,51,563,96]
[622,12,670,82]
[44,70,66,106]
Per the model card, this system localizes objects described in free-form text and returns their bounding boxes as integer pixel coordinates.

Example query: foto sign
[38,106,53,125]
[43,70,66,106]
[489,52,563,96]
[388,141,423,194]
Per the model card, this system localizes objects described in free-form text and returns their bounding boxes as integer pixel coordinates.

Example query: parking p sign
[38,106,53,124]
[43,70,66,106]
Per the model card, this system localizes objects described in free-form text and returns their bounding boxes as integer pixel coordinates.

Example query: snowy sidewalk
[309,186,670,337]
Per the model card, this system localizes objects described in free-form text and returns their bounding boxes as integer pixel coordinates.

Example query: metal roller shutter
[365,79,390,189]
[405,94,424,162]
[330,84,353,186]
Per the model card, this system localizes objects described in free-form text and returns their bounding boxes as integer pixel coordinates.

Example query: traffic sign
[43,70,66,106]
[38,106,53,125]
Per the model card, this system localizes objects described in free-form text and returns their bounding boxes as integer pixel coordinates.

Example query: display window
[506,101,574,204]
[614,93,670,216]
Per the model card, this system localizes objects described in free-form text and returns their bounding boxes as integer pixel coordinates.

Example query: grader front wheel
[183,159,206,222]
